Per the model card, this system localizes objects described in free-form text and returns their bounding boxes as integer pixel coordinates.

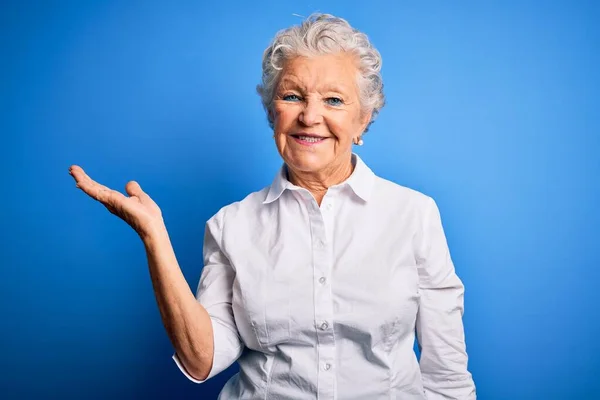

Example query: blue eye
[283,94,301,101]
[326,97,343,106]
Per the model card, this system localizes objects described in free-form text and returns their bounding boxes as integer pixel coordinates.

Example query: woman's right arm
[68,165,215,381]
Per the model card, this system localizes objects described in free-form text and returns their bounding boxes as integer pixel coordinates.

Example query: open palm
[69,165,164,239]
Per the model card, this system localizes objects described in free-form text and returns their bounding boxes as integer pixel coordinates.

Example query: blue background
[2,0,599,398]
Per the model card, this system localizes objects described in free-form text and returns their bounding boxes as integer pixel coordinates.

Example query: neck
[287,155,354,205]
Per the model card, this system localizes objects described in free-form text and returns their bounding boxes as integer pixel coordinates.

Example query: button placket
[309,199,336,399]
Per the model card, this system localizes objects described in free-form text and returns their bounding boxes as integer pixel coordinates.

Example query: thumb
[125,180,145,198]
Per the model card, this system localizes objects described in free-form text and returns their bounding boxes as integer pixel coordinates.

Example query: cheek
[273,105,297,128]
[328,114,356,143]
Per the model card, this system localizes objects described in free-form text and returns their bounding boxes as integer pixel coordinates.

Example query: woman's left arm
[415,197,476,400]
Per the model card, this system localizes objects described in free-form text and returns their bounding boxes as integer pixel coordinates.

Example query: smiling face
[272,53,371,182]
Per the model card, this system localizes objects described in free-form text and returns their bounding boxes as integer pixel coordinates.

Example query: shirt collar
[263,153,375,204]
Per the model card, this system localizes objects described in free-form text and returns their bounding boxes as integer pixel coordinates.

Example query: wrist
[141,221,169,248]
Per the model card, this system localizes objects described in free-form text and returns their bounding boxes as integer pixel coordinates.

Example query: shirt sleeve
[172,208,244,383]
[415,197,476,399]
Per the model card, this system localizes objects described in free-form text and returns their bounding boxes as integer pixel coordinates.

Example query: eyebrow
[277,78,351,95]
[277,78,306,91]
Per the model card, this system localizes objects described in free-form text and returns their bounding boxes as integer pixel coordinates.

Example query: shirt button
[316,239,326,248]
[325,203,333,210]
[319,277,326,284]
[320,321,329,330]
[324,363,331,371]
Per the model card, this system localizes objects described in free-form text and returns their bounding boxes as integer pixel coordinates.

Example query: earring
[354,137,364,146]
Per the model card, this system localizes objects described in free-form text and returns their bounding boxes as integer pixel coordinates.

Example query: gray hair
[256,13,385,132]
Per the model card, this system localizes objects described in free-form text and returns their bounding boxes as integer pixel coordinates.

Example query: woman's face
[272,53,370,177]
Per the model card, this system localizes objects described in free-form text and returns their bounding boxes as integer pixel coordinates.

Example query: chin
[286,152,330,173]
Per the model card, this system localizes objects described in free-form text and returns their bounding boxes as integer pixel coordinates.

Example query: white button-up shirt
[173,154,476,399]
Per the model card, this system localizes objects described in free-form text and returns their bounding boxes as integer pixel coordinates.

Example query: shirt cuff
[171,318,243,383]
[172,351,214,384]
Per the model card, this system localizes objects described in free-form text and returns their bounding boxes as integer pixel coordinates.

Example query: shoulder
[206,186,271,228]
[371,174,435,214]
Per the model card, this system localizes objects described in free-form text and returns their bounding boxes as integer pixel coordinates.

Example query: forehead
[278,53,359,93]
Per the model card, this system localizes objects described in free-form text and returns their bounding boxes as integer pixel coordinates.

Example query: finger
[69,166,121,204]
[69,165,89,184]
[94,187,119,204]
[76,175,112,201]
[69,165,97,189]
[125,180,147,199]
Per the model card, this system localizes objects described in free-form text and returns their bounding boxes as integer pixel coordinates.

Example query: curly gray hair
[256,13,385,132]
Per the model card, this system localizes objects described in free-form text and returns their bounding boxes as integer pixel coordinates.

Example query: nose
[298,98,323,126]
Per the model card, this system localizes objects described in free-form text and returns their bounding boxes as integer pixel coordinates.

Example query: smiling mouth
[291,134,326,143]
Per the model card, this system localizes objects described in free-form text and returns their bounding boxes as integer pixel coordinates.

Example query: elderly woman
[69,13,475,400]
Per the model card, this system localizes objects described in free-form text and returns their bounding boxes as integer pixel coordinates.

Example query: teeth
[298,136,322,142]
